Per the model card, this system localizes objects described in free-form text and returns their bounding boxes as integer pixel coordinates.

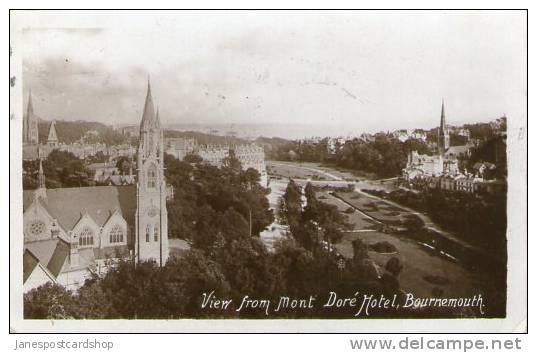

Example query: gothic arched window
[109,224,124,243]
[79,226,94,247]
[147,164,157,189]
[145,224,151,242]
[154,225,159,242]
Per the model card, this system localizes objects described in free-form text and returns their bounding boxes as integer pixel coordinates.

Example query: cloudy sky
[12,10,526,138]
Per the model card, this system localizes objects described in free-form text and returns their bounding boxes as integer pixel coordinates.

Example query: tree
[386,257,403,277]
[352,238,369,262]
[115,156,133,175]
[24,283,78,319]
[280,180,302,230]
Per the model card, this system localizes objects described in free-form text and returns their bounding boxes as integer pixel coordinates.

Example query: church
[23,81,170,292]
[402,100,460,180]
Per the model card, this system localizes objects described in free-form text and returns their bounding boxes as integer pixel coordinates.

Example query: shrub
[370,241,397,253]
[385,257,403,277]
[423,275,450,285]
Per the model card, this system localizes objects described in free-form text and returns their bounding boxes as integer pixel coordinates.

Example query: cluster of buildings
[391,128,428,142]
[86,162,136,186]
[164,137,197,160]
[165,138,268,186]
[22,94,136,162]
[23,82,171,292]
[401,101,505,194]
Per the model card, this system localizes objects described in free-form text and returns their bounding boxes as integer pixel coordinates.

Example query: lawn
[267,161,334,180]
[316,191,378,230]
[337,191,408,225]
[335,231,480,299]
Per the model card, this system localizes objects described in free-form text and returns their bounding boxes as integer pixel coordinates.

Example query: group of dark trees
[462,134,507,179]
[23,150,93,189]
[163,151,274,245]
[279,181,351,252]
[268,136,431,178]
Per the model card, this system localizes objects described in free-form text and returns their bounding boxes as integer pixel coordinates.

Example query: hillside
[38,120,128,145]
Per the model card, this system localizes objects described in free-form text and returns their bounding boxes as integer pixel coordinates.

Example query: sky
[12,10,527,139]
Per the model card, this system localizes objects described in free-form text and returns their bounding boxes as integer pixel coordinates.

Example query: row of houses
[23,142,136,161]
[406,174,506,195]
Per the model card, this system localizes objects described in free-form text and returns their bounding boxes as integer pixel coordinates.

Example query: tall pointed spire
[140,77,156,131]
[24,89,39,145]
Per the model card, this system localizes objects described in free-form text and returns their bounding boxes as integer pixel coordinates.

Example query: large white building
[196,144,268,186]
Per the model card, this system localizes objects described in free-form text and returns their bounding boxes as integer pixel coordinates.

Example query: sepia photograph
[9,9,527,333]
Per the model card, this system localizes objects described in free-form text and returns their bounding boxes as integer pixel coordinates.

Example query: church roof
[45,239,70,277]
[47,120,58,142]
[23,185,137,232]
[24,238,70,279]
[23,249,40,283]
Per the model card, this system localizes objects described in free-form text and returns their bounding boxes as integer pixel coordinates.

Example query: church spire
[34,157,47,200]
[27,89,34,117]
[437,99,450,154]
[140,78,157,132]
[135,80,169,266]
[24,89,39,145]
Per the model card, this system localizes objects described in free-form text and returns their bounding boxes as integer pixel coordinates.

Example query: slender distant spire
[34,157,47,200]
[437,99,450,154]
[27,89,34,117]
[440,99,446,130]
[25,89,39,145]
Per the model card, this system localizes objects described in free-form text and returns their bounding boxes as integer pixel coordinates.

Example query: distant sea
[164,123,364,141]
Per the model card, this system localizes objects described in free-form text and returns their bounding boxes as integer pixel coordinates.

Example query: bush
[370,241,397,253]
[423,275,450,285]
[403,215,425,231]
[385,257,403,277]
